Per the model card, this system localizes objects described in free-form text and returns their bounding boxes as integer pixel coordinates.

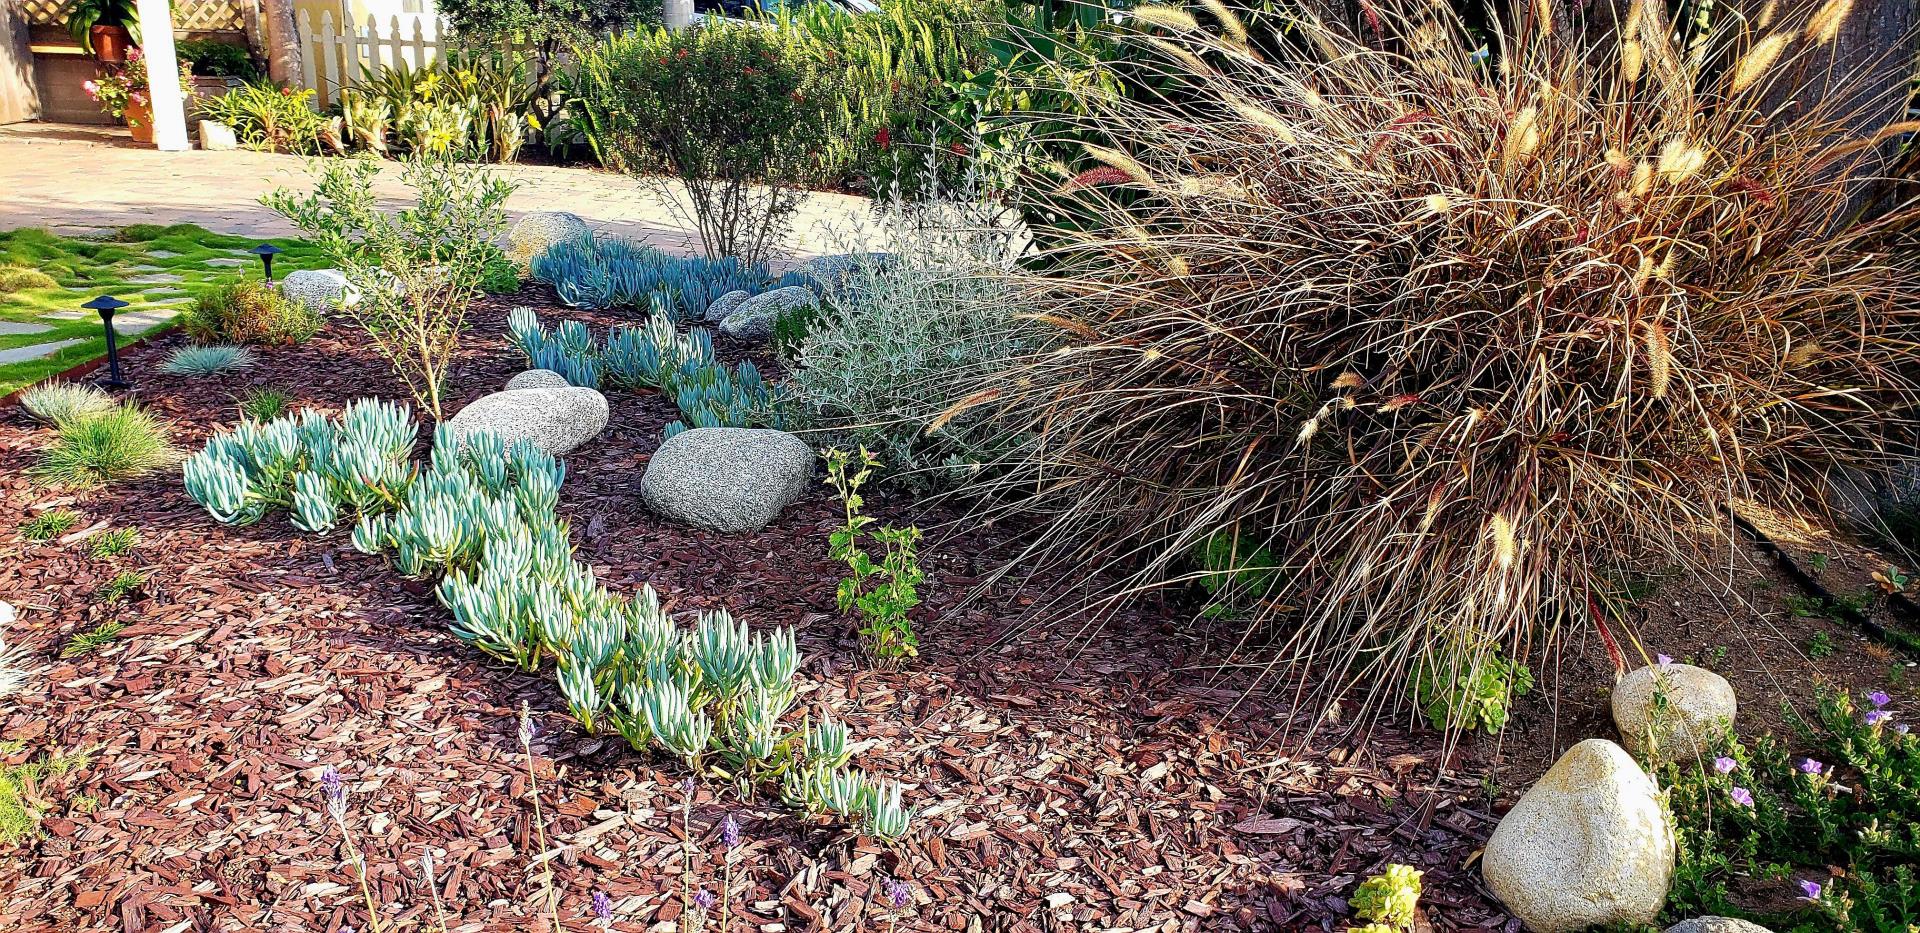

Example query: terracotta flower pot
[90,25,131,63]
[125,96,153,144]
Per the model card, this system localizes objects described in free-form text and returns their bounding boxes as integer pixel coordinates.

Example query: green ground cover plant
[1661,690,1919,932]
[0,745,92,846]
[0,225,322,396]
[19,509,79,542]
[31,403,175,487]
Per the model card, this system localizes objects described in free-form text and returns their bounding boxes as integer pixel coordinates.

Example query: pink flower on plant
[1713,756,1737,774]
[1729,786,1753,807]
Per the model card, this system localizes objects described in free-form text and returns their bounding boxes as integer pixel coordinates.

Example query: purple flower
[1898,723,1912,736]
[884,878,912,910]
[693,889,716,911]
[518,703,537,746]
[681,776,696,795]
[1799,758,1824,775]
[1657,654,1673,669]
[1867,709,1892,726]
[721,813,740,849]
[1799,879,1823,901]
[590,890,614,921]
[1713,756,1737,774]
[1730,786,1753,807]
[319,766,348,820]
[1868,691,1892,708]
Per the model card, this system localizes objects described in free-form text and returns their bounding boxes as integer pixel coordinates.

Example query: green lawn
[0,224,325,397]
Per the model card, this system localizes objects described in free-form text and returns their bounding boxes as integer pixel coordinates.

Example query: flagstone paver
[0,123,875,263]
[0,339,84,364]
[0,322,54,336]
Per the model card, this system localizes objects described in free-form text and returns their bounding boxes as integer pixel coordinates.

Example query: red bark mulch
[0,292,1513,932]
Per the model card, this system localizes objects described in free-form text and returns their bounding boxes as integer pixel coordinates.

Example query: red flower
[948,142,969,156]
[875,127,891,150]
[1058,166,1132,192]
[743,66,756,75]
[676,48,689,59]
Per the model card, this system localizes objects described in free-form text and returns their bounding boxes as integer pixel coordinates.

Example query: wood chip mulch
[0,292,1515,932]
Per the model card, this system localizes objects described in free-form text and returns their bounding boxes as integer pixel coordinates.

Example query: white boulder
[507,212,591,268]
[198,119,238,151]
[640,428,814,533]
[1613,662,1737,762]
[444,387,608,457]
[505,369,571,391]
[0,600,14,625]
[1482,739,1675,932]
[279,269,360,314]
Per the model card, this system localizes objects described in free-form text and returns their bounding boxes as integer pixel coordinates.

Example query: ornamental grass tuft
[958,0,1920,732]
[159,344,256,376]
[19,382,117,427]
[31,404,175,487]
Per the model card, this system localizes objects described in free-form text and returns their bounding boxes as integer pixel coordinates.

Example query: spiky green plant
[956,0,1920,731]
[19,382,117,427]
[159,344,256,376]
[93,571,146,604]
[86,528,138,559]
[20,509,79,542]
[31,404,174,486]
[237,387,292,422]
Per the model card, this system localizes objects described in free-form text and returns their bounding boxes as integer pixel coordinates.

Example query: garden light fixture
[249,242,283,285]
[84,294,132,390]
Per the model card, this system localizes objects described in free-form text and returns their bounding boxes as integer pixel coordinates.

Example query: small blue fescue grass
[159,344,256,377]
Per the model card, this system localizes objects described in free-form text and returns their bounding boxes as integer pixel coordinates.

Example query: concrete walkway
[0,123,875,260]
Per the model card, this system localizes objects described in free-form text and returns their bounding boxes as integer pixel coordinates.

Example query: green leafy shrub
[183,280,321,345]
[20,509,79,542]
[480,257,522,295]
[159,344,255,376]
[180,401,915,840]
[87,528,138,559]
[1412,646,1534,734]
[198,82,325,152]
[1663,690,1919,932]
[1193,531,1282,620]
[566,22,835,266]
[826,448,924,666]
[1348,863,1422,932]
[32,404,174,487]
[0,748,91,845]
[0,265,56,293]
[19,382,117,427]
[177,39,258,80]
[266,155,516,420]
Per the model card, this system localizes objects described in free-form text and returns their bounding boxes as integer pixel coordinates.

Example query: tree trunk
[261,0,301,86]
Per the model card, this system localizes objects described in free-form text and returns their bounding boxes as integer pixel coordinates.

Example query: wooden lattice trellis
[18,0,250,32]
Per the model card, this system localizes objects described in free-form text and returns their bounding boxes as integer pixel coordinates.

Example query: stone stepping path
[127,273,185,284]
[0,339,82,364]
[117,309,179,333]
[0,322,53,336]
[203,257,247,267]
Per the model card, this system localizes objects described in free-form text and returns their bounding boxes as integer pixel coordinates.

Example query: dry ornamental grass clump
[960,0,1920,731]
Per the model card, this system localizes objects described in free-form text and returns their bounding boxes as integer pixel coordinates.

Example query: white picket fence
[297,10,449,107]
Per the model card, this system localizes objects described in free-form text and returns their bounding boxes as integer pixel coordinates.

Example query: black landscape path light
[250,242,284,285]
[84,294,132,391]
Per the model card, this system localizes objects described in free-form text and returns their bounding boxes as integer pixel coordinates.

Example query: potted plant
[83,49,193,144]
[67,0,143,62]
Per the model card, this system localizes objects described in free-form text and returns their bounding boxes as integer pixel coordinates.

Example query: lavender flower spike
[721,813,741,850]
[590,890,614,922]
[885,877,913,910]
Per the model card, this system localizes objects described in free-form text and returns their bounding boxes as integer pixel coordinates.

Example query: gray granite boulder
[279,269,360,314]
[444,386,608,457]
[505,369,571,391]
[1613,662,1737,763]
[641,428,814,532]
[1666,919,1774,933]
[719,286,816,343]
[796,252,892,287]
[704,289,753,324]
[508,212,591,268]
[1482,739,1675,932]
